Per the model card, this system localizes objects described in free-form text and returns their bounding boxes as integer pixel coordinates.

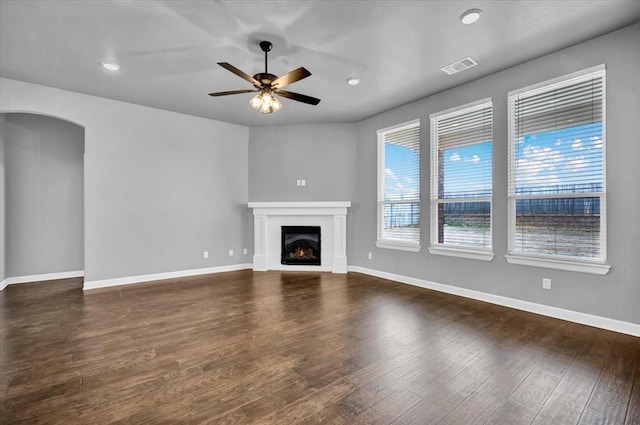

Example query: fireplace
[281,226,321,266]
[248,201,350,273]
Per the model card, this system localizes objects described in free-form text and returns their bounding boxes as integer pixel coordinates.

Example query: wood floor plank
[484,401,537,425]
[349,387,422,425]
[252,378,356,424]
[578,342,639,425]
[295,401,356,425]
[437,391,504,425]
[531,340,604,425]
[625,353,640,424]
[392,386,466,425]
[509,368,563,412]
[474,326,566,400]
[0,271,638,425]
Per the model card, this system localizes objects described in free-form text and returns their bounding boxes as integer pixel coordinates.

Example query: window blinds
[508,66,605,261]
[430,100,493,250]
[436,103,493,150]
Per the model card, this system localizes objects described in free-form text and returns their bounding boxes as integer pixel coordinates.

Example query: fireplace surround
[248,202,350,273]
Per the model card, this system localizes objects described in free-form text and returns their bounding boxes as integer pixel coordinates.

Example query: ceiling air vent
[441,57,478,75]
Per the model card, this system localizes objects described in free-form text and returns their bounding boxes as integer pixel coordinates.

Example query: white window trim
[376,118,421,252]
[505,254,610,275]
[428,246,495,261]
[507,65,609,275]
[429,98,494,260]
[376,239,421,252]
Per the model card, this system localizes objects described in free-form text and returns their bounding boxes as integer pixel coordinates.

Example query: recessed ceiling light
[101,61,120,71]
[460,9,482,25]
[346,77,361,86]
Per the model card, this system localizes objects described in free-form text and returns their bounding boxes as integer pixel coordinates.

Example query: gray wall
[0,81,250,283]
[85,112,250,282]
[3,113,84,277]
[248,123,356,202]
[350,23,640,324]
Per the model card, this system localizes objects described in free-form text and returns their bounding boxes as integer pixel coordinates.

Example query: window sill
[376,240,421,252]
[505,254,610,275]
[428,246,494,261]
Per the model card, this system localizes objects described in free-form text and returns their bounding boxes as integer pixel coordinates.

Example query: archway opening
[1,112,85,289]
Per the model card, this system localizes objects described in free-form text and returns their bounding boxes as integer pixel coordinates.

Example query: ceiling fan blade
[271,67,311,89]
[217,62,262,87]
[275,90,321,105]
[208,89,259,97]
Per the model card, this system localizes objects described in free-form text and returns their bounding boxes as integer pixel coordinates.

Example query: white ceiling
[1,1,639,127]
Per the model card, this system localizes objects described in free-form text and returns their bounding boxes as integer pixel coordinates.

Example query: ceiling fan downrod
[260,41,272,74]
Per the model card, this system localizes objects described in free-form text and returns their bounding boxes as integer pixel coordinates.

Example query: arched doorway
[1,112,85,289]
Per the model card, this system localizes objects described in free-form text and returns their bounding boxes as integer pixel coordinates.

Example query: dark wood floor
[1,271,638,425]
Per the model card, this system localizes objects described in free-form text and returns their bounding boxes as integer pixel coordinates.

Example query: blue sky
[441,142,492,198]
[384,143,419,201]
[384,122,603,199]
[514,122,603,193]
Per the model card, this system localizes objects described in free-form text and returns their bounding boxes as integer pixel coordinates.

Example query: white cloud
[402,187,420,199]
[523,145,563,164]
[384,168,397,180]
[572,139,583,150]
[591,136,603,149]
[470,155,480,164]
[516,162,561,185]
[449,152,461,162]
[565,155,589,172]
[516,145,563,185]
[404,176,414,184]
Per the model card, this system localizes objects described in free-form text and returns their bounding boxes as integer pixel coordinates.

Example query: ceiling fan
[209,40,321,114]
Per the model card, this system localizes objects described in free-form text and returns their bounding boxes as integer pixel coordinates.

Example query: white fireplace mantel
[248,201,351,273]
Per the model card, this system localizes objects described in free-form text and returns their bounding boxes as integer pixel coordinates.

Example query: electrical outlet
[542,278,551,290]
[296,179,301,186]
[368,252,373,260]
[301,179,306,186]
[243,248,248,255]
[203,251,208,259]
[229,249,234,256]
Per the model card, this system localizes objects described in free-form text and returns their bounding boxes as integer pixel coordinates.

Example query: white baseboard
[348,265,640,337]
[0,270,84,289]
[83,263,253,291]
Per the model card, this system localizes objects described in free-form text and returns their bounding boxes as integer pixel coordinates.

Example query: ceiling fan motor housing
[254,73,277,86]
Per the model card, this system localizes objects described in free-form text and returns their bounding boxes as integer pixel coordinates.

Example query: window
[376,119,420,251]
[429,99,494,260]
[507,65,609,274]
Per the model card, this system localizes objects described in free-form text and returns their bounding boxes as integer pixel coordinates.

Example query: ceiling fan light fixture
[346,77,361,86]
[460,9,482,24]
[100,61,120,71]
[249,93,263,110]
[250,91,282,114]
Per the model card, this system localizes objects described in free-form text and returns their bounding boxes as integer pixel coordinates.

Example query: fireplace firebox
[281,226,321,266]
